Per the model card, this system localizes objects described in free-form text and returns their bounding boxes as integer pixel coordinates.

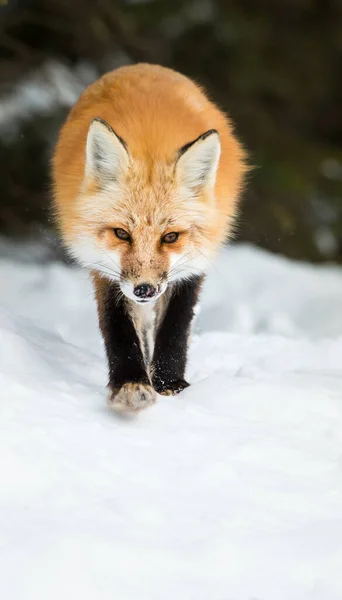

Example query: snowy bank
[0,243,342,600]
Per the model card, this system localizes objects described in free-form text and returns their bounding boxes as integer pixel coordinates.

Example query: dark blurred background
[1,0,342,263]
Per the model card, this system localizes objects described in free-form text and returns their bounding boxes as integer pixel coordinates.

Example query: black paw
[152,378,190,396]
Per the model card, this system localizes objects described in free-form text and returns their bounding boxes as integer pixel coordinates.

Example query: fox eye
[161,232,179,244]
[114,228,130,241]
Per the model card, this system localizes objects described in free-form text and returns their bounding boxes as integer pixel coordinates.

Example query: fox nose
[133,283,157,299]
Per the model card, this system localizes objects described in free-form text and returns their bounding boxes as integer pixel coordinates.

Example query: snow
[0,61,97,139]
[1,241,342,600]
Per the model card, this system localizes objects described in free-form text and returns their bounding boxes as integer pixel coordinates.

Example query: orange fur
[52,63,248,292]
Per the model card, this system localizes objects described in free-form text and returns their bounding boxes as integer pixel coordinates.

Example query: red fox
[52,63,248,412]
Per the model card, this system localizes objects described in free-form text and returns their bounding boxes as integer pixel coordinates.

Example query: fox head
[70,118,222,304]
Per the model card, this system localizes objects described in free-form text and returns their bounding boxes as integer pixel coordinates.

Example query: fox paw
[153,378,190,396]
[108,382,156,413]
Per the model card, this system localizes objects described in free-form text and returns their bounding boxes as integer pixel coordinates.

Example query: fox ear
[85,118,129,183]
[176,129,221,190]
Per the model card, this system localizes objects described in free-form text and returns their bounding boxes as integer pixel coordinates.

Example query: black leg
[99,281,149,389]
[152,276,203,395]
[95,278,156,411]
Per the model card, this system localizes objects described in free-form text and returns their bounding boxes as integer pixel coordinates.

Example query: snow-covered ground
[1,241,342,600]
